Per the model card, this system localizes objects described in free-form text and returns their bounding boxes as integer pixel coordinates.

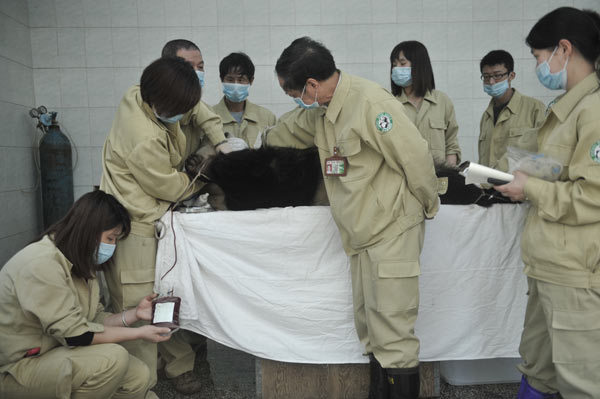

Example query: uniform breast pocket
[336,137,373,181]
[507,127,538,152]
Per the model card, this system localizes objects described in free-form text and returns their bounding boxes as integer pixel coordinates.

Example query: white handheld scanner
[458,161,514,186]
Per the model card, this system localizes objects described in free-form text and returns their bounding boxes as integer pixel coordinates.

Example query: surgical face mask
[154,110,184,124]
[536,46,569,90]
[223,83,250,103]
[95,242,116,264]
[196,70,205,88]
[483,79,509,98]
[293,84,319,109]
[391,66,412,87]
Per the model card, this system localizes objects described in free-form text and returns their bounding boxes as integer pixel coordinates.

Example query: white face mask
[535,46,569,90]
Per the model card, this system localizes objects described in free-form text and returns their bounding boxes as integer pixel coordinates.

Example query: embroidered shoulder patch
[375,112,393,133]
[591,140,600,163]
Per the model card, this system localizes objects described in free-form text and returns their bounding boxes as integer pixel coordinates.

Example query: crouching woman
[0,190,171,399]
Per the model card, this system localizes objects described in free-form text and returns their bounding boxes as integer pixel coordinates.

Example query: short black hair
[480,50,514,73]
[389,41,435,97]
[275,37,337,91]
[140,57,200,117]
[526,7,600,66]
[40,190,131,280]
[219,52,255,81]
[161,39,200,58]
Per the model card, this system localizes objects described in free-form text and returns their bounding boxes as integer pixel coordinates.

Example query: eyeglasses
[223,75,251,84]
[480,72,509,83]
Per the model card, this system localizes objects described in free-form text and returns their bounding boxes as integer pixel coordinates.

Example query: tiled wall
[0,1,40,266]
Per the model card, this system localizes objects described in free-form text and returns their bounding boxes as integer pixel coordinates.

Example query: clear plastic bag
[506,146,563,181]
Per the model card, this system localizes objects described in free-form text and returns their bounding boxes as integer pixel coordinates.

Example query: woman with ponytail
[495,7,600,399]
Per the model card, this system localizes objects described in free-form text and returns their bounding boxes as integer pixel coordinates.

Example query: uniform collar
[214,97,259,123]
[485,88,521,117]
[136,89,169,132]
[550,73,600,123]
[397,89,438,104]
[43,234,74,270]
[324,71,345,124]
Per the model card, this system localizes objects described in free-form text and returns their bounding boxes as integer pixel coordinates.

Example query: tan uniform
[0,236,152,398]
[266,72,439,368]
[478,89,546,171]
[178,100,221,168]
[212,97,276,148]
[517,73,600,398]
[396,89,461,166]
[100,86,226,384]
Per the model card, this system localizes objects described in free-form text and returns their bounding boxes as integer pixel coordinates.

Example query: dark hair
[219,52,255,81]
[39,190,131,280]
[526,7,600,68]
[275,37,337,91]
[389,41,435,97]
[161,39,200,58]
[140,57,201,117]
[480,50,514,73]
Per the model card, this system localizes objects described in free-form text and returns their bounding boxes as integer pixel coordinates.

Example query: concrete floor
[153,339,520,399]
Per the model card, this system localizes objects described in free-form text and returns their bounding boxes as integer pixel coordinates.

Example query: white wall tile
[497,0,523,21]
[73,185,95,200]
[0,103,36,148]
[319,25,347,64]
[523,0,551,20]
[371,25,399,64]
[57,28,86,68]
[431,61,448,91]
[423,0,447,22]
[294,25,321,42]
[164,27,193,43]
[453,98,475,138]
[111,28,140,67]
[244,26,271,66]
[0,190,39,239]
[164,0,192,27]
[137,0,165,27]
[372,0,396,24]
[422,23,447,61]
[72,146,93,186]
[0,229,40,267]
[83,0,111,27]
[574,0,600,11]
[89,107,116,146]
[33,68,62,108]
[59,68,88,107]
[31,28,59,68]
[372,62,391,89]
[91,146,103,184]
[346,0,372,24]
[0,147,37,191]
[192,27,218,66]
[0,0,29,25]
[472,21,498,60]
[296,0,321,25]
[0,58,35,106]
[346,25,372,64]
[472,0,498,21]
[58,107,91,147]
[139,27,165,66]
[55,0,84,27]
[243,0,269,26]
[268,0,294,26]
[112,68,140,104]
[111,0,138,27]
[446,61,474,101]
[217,0,244,27]
[250,65,273,105]
[269,26,296,63]
[87,68,115,107]
[321,0,345,25]
[397,0,423,22]
[447,0,472,21]
[1,13,33,67]
[29,0,57,27]
[500,21,525,62]
[218,25,245,58]
[85,28,113,67]
[446,22,472,61]
[396,22,423,43]
[190,0,218,26]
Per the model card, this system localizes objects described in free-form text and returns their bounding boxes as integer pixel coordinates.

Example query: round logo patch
[591,140,600,163]
[375,112,393,133]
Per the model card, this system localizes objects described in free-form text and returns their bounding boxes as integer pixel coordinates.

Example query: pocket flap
[378,261,420,278]
[337,138,362,157]
[508,127,536,138]
[121,268,156,284]
[552,309,600,331]
[429,119,446,130]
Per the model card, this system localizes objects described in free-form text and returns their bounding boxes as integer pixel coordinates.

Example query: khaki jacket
[100,86,224,232]
[396,90,461,166]
[212,97,276,148]
[478,89,546,171]
[178,100,224,168]
[521,73,600,288]
[266,72,439,255]
[0,236,109,372]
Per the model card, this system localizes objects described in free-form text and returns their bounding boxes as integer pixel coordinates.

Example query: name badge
[324,146,348,177]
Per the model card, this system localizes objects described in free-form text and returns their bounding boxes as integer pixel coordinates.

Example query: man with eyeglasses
[212,52,276,148]
[478,50,546,171]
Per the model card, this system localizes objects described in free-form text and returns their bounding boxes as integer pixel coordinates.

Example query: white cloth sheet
[155,204,529,364]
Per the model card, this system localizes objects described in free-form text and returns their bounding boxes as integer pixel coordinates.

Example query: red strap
[24,347,41,357]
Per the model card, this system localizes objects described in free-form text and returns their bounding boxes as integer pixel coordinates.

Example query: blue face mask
[483,79,510,98]
[95,242,116,264]
[293,84,319,109]
[223,83,250,103]
[391,66,412,87]
[154,110,184,124]
[196,70,205,88]
[536,46,569,90]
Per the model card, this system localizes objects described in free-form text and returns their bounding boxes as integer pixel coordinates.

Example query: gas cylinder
[39,112,74,229]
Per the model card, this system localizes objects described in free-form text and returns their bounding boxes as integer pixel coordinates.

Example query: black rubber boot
[368,354,389,399]
[386,366,420,399]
